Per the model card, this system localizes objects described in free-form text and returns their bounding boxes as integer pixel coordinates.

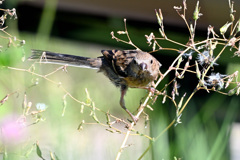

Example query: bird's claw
[128,115,139,125]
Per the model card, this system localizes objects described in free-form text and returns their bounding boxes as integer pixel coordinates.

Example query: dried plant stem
[137,41,234,159]
[6,66,131,126]
[115,91,153,160]
[8,65,160,140]
[138,120,176,160]
[138,88,197,159]
[116,46,191,159]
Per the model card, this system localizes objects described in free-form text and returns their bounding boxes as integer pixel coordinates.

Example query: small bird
[29,49,161,124]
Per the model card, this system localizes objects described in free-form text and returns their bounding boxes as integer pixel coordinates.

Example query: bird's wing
[101,50,138,77]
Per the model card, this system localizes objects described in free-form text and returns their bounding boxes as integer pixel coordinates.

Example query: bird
[29,49,161,124]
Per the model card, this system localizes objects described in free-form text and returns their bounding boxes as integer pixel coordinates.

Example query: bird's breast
[123,73,154,88]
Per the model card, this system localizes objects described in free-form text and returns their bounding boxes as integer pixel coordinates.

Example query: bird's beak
[140,62,147,70]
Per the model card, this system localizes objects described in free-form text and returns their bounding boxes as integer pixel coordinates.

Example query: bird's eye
[133,59,137,64]
[150,59,153,64]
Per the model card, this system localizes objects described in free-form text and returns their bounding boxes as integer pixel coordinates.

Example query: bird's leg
[120,85,138,124]
[146,87,156,94]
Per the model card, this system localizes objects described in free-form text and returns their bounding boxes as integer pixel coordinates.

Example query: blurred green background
[0,0,239,160]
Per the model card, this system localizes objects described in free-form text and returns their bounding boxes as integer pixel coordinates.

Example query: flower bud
[220,22,232,35]
[193,1,200,20]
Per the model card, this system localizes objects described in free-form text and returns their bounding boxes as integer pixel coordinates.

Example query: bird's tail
[29,49,102,69]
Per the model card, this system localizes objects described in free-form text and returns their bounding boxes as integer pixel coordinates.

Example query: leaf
[36,142,45,160]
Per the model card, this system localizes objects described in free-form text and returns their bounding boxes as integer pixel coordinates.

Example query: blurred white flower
[197,51,218,66]
[205,73,226,90]
[36,103,47,111]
